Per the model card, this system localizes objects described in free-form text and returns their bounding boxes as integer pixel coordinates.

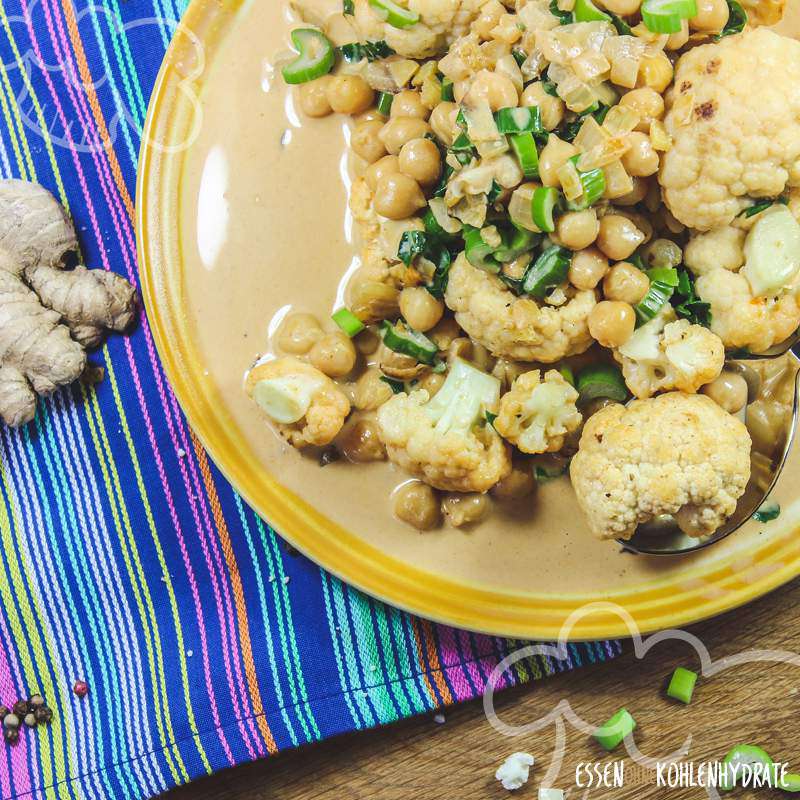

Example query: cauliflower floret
[570,393,751,540]
[614,307,725,399]
[245,357,350,448]
[376,357,511,491]
[742,0,786,26]
[659,29,800,231]
[444,254,596,362]
[494,370,582,454]
[351,0,484,59]
[683,226,746,275]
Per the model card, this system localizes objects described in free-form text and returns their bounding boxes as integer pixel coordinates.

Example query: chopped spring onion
[635,280,674,326]
[641,0,697,33]
[441,77,455,102]
[574,0,611,22]
[646,266,679,287]
[339,40,395,62]
[495,106,543,135]
[368,0,420,28]
[331,307,366,337]
[377,91,394,116]
[549,0,573,24]
[495,226,540,264]
[576,363,628,405]
[719,745,774,791]
[558,365,575,387]
[753,501,780,523]
[343,0,355,13]
[781,774,800,793]
[715,0,747,39]
[282,29,336,85]
[523,246,572,299]
[566,156,606,211]
[531,187,561,233]
[609,11,633,34]
[464,226,501,273]
[666,667,698,704]
[509,133,540,179]
[594,708,636,752]
[542,79,559,98]
[380,320,439,365]
[380,375,405,394]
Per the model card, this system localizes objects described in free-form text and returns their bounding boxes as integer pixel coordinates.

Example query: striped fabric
[0,2,621,798]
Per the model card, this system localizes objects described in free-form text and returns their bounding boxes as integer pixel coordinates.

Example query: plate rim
[135,0,800,641]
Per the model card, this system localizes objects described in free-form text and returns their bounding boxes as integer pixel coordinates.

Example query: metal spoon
[730,329,800,360]
[619,350,800,556]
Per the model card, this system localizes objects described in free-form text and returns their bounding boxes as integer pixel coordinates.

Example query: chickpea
[568,247,609,291]
[354,367,393,410]
[309,331,357,377]
[428,317,462,351]
[276,312,323,354]
[399,287,444,332]
[521,82,565,131]
[702,372,749,415]
[747,400,787,456]
[356,109,386,124]
[379,116,433,155]
[588,301,636,348]
[326,75,375,115]
[538,136,578,188]
[666,19,690,50]
[417,370,445,398]
[473,0,505,38]
[465,69,518,112]
[374,173,426,220]
[597,214,646,261]
[597,0,641,13]
[615,177,650,207]
[390,89,429,120]
[637,53,674,95]
[491,465,536,501]
[442,493,491,528]
[429,101,460,146]
[351,119,387,164]
[620,88,665,133]
[603,262,650,304]
[364,154,400,191]
[621,132,659,177]
[298,76,333,118]
[393,481,441,530]
[690,0,730,31]
[354,328,380,355]
[556,209,600,251]
[337,418,386,463]
[398,138,441,186]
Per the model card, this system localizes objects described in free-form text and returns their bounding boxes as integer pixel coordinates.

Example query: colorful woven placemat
[0,2,621,797]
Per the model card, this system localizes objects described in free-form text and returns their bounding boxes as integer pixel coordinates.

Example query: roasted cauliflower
[570,393,751,540]
[614,307,725,399]
[376,357,511,492]
[683,226,746,275]
[246,357,350,448]
[494,369,581,454]
[444,254,596,362]
[660,29,800,231]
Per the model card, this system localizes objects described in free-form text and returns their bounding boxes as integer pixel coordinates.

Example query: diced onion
[574,116,609,150]
[671,91,695,126]
[602,105,641,135]
[610,56,641,88]
[649,119,673,151]
[577,135,630,171]
[558,159,584,201]
[509,184,542,232]
[572,51,611,82]
[602,160,634,199]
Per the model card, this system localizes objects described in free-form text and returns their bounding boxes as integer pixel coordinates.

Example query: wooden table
[165,578,800,799]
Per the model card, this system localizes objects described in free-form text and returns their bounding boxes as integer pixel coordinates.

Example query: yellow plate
[137,0,800,641]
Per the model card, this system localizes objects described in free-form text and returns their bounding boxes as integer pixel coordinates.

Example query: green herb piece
[549,0,574,24]
[485,410,498,427]
[398,230,428,266]
[282,29,336,85]
[495,226,540,264]
[673,269,712,327]
[534,463,569,482]
[576,363,628,405]
[542,79,559,97]
[343,0,355,14]
[441,77,455,101]
[753,502,781,523]
[609,11,633,33]
[737,196,789,219]
[339,39,395,63]
[715,0,747,39]
[380,376,405,394]
[594,708,636,752]
[666,667,698,704]
[512,48,527,66]
[558,365,575,387]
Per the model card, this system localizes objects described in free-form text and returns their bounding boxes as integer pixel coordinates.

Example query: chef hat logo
[483,601,800,798]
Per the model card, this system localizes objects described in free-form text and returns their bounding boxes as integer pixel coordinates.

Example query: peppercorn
[0,706,9,720]
[12,700,27,717]
[4,728,18,745]
[23,713,35,729]
[33,706,52,724]
[27,694,44,710]
[3,714,19,730]
[72,680,89,697]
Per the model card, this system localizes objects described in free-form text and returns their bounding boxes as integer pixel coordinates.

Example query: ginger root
[0,179,137,427]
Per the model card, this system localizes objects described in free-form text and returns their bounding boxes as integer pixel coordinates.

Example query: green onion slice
[331,307,366,337]
[720,745,774,791]
[523,246,572,299]
[715,0,747,39]
[635,280,674,326]
[576,363,628,405]
[531,187,561,233]
[594,708,636,752]
[549,0,574,24]
[463,226,502,273]
[368,0,420,28]
[441,77,455,102]
[377,91,394,116]
[380,320,438,365]
[509,133,540,179]
[666,667,697,704]
[646,266,679,287]
[574,0,611,22]
[495,106,543,135]
[282,29,336,85]
[566,156,606,211]
[495,226,540,264]
[781,774,800,793]
[641,0,697,33]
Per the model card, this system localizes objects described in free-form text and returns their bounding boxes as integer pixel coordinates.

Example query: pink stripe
[433,628,477,701]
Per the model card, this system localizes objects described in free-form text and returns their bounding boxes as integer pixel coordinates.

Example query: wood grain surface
[163,577,800,799]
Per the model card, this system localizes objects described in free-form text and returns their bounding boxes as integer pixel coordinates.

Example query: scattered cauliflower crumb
[245,356,350,448]
[614,307,725,399]
[495,752,535,792]
[445,254,596,363]
[570,393,751,540]
[494,369,582,454]
[433,713,446,724]
[376,357,511,492]
[660,29,800,231]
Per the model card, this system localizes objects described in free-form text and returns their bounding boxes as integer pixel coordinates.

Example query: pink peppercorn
[72,681,89,697]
